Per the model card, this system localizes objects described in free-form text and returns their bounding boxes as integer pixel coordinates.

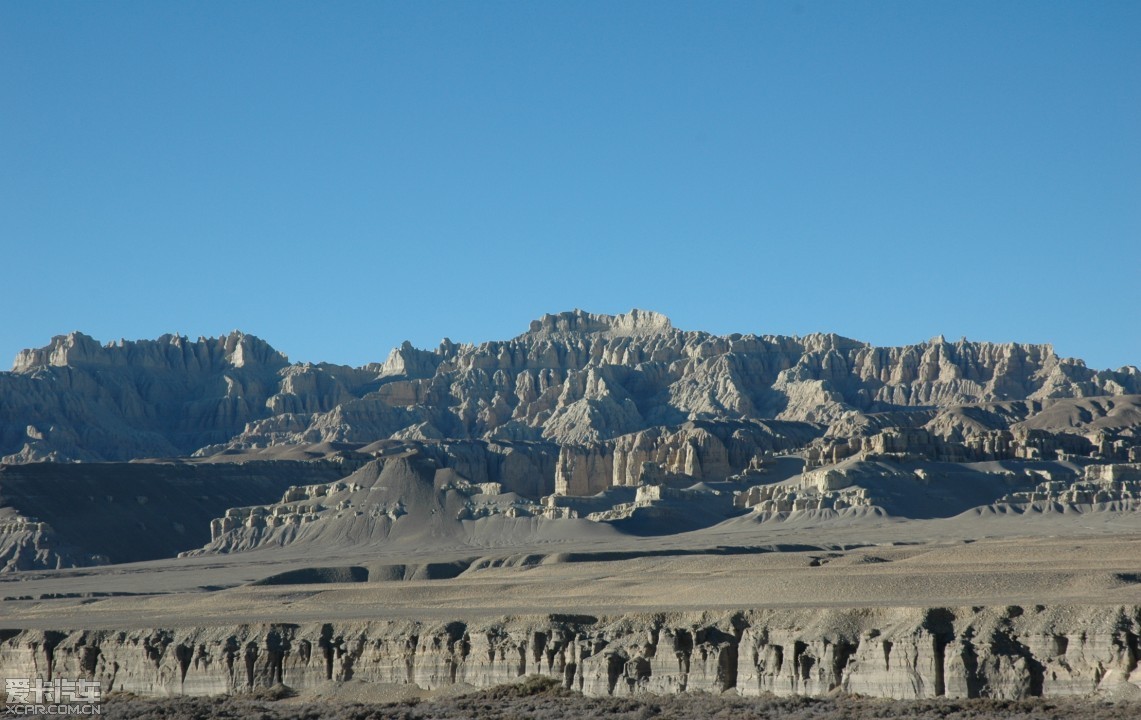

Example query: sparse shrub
[248,683,297,701]
[474,674,568,701]
[98,688,1141,720]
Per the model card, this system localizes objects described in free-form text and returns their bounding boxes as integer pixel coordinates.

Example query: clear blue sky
[2,1,1138,370]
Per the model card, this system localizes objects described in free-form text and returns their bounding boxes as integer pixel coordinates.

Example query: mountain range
[4,309,1138,466]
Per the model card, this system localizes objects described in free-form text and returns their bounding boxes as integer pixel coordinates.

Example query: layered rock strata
[804,426,1098,468]
[995,464,1141,509]
[555,420,818,496]
[1,605,1138,699]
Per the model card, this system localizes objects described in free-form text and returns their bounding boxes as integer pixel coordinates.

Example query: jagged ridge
[3,310,1138,464]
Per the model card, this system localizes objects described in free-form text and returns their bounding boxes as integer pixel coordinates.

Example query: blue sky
[2,1,1138,370]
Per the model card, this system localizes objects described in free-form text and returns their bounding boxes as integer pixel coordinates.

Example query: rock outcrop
[994,464,1141,510]
[805,426,1098,468]
[5,311,1141,568]
[1,605,1138,699]
[187,444,562,556]
[1,332,296,462]
[4,312,1139,465]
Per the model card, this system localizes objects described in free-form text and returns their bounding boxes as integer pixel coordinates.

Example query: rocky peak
[524,309,674,339]
[379,340,442,379]
[11,331,103,372]
[217,331,288,369]
[10,330,288,374]
[797,333,868,355]
[3,313,1139,465]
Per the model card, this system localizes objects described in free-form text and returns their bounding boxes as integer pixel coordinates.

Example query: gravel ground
[100,678,1140,720]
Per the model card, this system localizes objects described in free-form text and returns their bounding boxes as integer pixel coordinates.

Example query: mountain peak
[11,331,287,373]
[524,309,674,339]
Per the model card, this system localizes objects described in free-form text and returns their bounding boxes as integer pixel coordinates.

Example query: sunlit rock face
[4,310,1137,464]
[3,311,1141,573]
[3,605,1138,699]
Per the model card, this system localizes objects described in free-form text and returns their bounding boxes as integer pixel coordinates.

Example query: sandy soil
[2,509,1139,630]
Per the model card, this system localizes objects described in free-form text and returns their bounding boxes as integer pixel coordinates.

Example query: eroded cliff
[4,311,1138,464]
[2,605,1138,700]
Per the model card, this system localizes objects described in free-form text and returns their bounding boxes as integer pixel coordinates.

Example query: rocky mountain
[3,331,298,462]
[4,310,1138,467]
[4,314,1141,706]
[3,310,1141,570]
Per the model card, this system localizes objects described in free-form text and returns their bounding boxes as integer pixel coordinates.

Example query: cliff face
[1,332,294,462]
[2,605,1138,699]
[3,311,1138,465]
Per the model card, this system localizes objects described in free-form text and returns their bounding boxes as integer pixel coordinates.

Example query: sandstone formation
[3,331,297,462]
[994,464,1141,510]
[3,310,1141,711]
[4,312,1139,466]
[4,311,1141,571]
[1,606,1138,699]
